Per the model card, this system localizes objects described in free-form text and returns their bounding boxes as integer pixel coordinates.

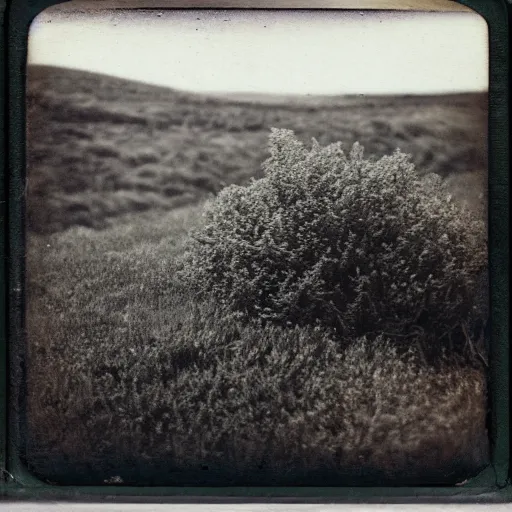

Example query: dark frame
[0,0,509,502]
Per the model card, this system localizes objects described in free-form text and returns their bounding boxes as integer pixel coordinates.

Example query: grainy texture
[26,65,487,234]
[180,129,487,350]
[24,66,490,486]
[44,0,476,12]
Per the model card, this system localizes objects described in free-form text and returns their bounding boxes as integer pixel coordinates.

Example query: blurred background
[23,2,492,485]
[26,4,489,234]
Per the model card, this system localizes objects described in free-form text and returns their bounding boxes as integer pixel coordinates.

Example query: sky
[27,8,489,96]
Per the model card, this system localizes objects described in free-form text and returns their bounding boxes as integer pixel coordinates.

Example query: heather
[26,218,489,485]
[25,133,489,485]
[180,129,487,357]
[24,66,490,485]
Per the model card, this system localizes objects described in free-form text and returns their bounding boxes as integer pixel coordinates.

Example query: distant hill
[26,64,488,234]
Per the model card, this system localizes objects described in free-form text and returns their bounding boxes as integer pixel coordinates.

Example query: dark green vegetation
[25,65,490,485]
[27,65,488,234]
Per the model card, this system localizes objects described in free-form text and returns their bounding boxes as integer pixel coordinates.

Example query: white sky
[28,9,489,95]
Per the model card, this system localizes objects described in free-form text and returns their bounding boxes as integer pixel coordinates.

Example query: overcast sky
[28,9,488,95]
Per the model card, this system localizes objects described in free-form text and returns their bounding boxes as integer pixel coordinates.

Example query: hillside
[25,65,491,484]
[26,64,488,233]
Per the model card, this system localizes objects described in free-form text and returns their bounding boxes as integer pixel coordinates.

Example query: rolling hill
[26,64,488,233]
[24,64,491,484]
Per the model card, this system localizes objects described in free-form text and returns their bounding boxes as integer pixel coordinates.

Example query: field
[24,64,490,486]
[27,65,488,233]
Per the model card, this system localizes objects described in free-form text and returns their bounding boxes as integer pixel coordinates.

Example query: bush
[181,128,487,344]
[25,204,489,485]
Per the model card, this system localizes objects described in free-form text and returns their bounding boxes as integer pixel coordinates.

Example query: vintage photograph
[24,2,490,486]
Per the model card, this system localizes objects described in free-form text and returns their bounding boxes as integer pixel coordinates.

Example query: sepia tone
[24,6,490,487]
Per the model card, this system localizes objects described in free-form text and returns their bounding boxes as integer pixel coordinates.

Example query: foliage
[181,129,487,346]
[25,207,489,485]
[25,64,490,483]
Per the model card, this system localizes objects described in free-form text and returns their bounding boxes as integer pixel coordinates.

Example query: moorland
[24,64,490,486]
[26,64,488,233]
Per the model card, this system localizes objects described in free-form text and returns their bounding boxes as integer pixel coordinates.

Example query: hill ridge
[28,64,487,109]
[26,63,488,234]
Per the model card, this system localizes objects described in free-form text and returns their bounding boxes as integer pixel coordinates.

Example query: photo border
[1,0,509,502]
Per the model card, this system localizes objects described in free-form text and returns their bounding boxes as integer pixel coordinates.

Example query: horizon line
[27,63,489,98]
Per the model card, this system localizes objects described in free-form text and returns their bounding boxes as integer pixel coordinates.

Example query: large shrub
[181,128,487,343]
[26,196,488,486]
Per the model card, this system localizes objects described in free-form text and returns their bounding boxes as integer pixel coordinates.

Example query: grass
[25,205,489,486]
[24,65,490,485]
[27,65,488,234]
